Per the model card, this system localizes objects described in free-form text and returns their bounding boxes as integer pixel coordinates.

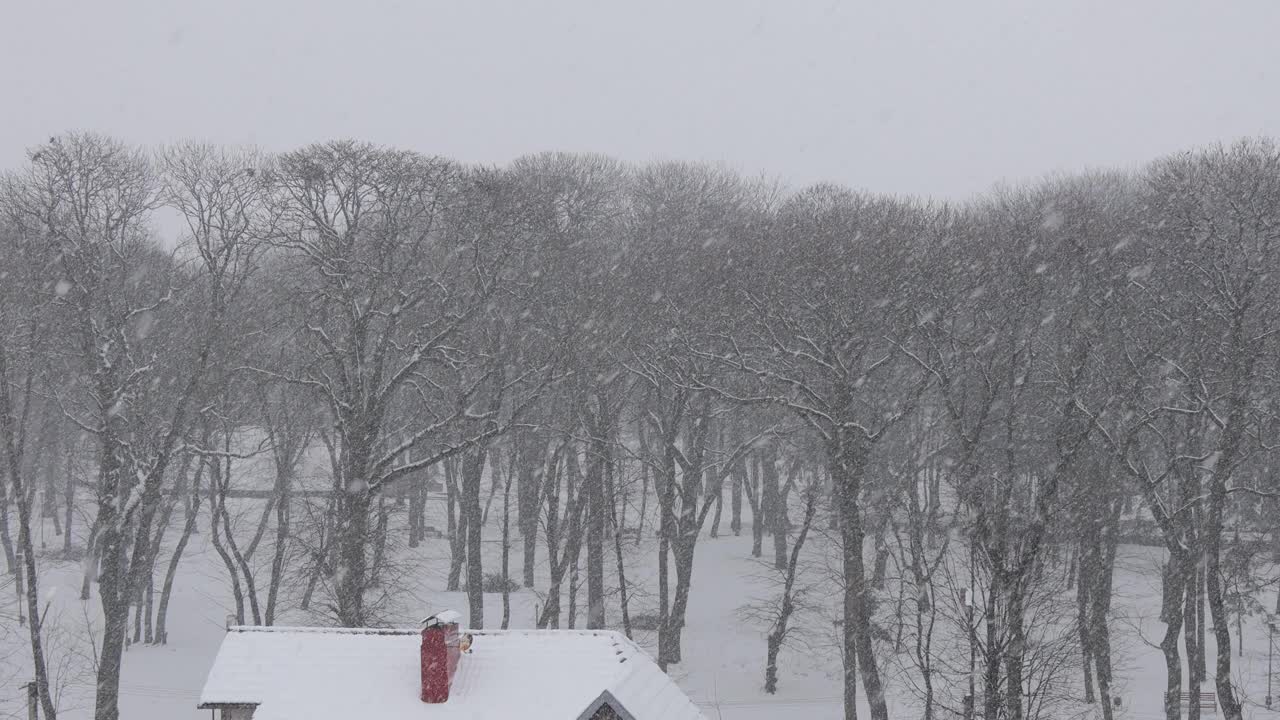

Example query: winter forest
[3,133,1280,720]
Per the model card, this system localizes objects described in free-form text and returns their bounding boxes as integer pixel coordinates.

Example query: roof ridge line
[228,625,419,635]
[227,625,634,639]
[469,629,625,637]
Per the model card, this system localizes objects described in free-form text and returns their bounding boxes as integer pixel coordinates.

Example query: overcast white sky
[2,0,1277,200]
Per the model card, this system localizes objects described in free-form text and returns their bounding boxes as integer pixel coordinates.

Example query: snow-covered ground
[3,500,1278,720]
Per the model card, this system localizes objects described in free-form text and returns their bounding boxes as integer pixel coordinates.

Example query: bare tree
[0,184,59,719]
[761,477,820,694]
[266,143,513,626]
[4,134,198,720]
[697,188,931,720]
[1084,140,1280,720]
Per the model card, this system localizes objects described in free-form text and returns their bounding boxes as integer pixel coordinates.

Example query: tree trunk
[1185,562,1203,720]
[334,489,371,627]
[612,499,633,639]
[1092,531,1117,720]
[143,575,155,644]
[709,427,724,538]
[763,445,787,570]
[871,532,890,590]
[567,552,580,628]
[564,448,584,630]
[1078,541,1095,703]
[539,448,563,628]
[1004,577,1026,720]
[80,520,100,601]
[730,459,743,536]
[636,457,649,547]
[518,432,541,589]
[764,488,817,694]
[264,469,291,625]
[133,579,145,644]
[0,472,16,574]
[764,632,783,695]
[0,355,58,718]
[709,478,723,538]
[218,475,263,625]
[94,508,129,720]
[585,423,607,629]
[209,460,247,623]
[829,432,888,720]
[369,498,390,587]
[500,449,512,630]
[63,440,77,555]
[42,423,63,541]
[407,470,421,549]
[656,437,680,668]
[1195,561,1207,679]
[403,451,429,549]
[94,584,129,720]
[463,445,486,629]
[1086,497,1122,720]
[665,532,698,665]
[155,505,198,644]
[925,467,941,546]
[1160,554,1187,720]
[603,443,632,639]
[445,457,466,592]
[156,459,203,644]
[1206,502,1243,720]
[538,451,585,630]
[983,567,1002,720]
[657,528,673,666]
[747,454,764,558]
[300,495,335,612]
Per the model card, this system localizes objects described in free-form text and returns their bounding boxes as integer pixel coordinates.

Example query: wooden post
[26,681,38,720]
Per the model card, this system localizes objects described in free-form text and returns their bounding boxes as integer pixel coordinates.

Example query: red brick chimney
[421,611,462,703]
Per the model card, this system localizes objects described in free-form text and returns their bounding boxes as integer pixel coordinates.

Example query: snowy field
[4,495,1280,720]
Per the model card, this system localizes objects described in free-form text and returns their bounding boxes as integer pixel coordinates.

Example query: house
[197,617,707,720]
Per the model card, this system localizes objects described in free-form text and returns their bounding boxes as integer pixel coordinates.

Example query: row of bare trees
[2,134,1280,720]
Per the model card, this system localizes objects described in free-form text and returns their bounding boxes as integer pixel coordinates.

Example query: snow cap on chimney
[422,610,462,627]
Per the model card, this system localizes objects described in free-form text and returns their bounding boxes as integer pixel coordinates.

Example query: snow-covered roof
[198,626,705,720]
